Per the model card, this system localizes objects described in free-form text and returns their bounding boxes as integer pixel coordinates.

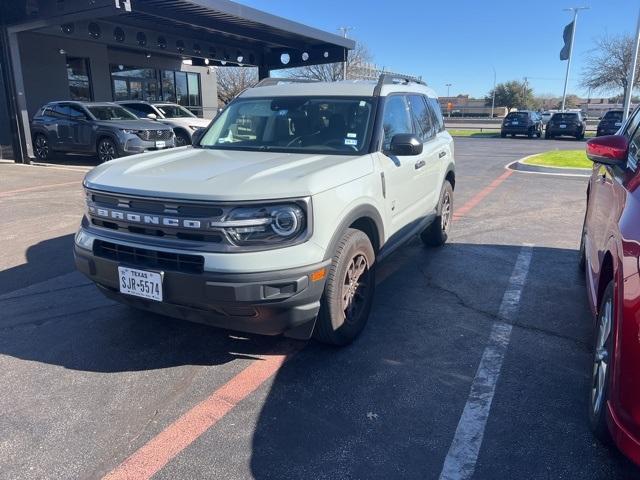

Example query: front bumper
[121,134,175,155]
[74,243,329,339]
[501,125,534,135]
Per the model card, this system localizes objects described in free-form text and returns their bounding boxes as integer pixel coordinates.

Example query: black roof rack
[373,73,426,96]
[254,78,321,87]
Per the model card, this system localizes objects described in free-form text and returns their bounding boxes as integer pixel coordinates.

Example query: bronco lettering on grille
[89,206,202,229]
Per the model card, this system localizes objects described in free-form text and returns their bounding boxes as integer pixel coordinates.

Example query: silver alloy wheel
[591,297,612,416]
[441,191,452,232]
[175,133,189,147]
[98,139,116,162]
[34,135,48,159]
[342,253,368,322]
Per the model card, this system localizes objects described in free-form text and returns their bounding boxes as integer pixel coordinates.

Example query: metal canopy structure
[8,0,354,74]
[1,0,355,162]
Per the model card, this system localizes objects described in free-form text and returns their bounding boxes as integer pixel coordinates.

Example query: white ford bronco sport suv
[74,74,455,345]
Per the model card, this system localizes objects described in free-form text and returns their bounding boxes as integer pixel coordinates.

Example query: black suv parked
[500,111,543,138]
[596,110,624,137]
[545,111,586,140]
[31,101,175,162]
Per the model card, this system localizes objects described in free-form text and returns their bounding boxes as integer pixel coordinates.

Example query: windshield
[603,111,623,121]
[156,104,196,118]
[200,96,375,154]
[506,112,529,120]
[87,105,138,121]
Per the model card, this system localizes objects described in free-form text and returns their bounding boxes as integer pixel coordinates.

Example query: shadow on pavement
[0,233,75,295]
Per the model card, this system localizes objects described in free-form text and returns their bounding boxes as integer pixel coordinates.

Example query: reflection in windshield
[87,106,138,121]
[200,96,374,154]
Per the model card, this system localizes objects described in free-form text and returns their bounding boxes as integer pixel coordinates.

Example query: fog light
[74,229,94,250]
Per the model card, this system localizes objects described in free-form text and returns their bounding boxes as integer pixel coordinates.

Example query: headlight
[74,229,94,250]
[211,204,307,246]
[121,129,137,134]
[189,125,201,131]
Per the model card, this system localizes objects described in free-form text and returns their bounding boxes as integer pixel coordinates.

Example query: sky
[241,0,639,99]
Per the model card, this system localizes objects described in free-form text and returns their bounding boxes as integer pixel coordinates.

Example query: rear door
[407,94,441,213]
[67,104,93,152]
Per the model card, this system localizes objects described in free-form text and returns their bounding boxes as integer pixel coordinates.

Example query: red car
[581,107,640,465]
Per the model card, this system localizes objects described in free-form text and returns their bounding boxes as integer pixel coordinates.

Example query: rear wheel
[97,137,118,163]
[33,134,50,161]
[314,228,375,346]
[589,280,614,443]
[545,132,553,140]
[501,131,507,138]
[421,180,453,247]
[578,216,587,272]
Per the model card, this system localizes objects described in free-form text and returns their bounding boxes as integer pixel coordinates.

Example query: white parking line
[439,244,533,480]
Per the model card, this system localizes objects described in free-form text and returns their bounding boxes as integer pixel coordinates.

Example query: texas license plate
[512,121,519,125]
[156,140,166,148]
[118,266,163,301]
[615,122,622,127]
[560,124,566,128]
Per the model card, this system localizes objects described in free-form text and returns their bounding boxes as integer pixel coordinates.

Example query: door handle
[439,151,447,158]
[414,160,426,170]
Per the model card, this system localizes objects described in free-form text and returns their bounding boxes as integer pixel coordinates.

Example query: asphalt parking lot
[1,137,638,480]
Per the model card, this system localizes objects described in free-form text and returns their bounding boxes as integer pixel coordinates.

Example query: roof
[240,80,438,99]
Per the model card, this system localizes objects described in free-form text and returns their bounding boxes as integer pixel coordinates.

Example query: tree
[486,80,535,110]
[216,66,258,106]
[581,34,640,94]
[286,41,373,82]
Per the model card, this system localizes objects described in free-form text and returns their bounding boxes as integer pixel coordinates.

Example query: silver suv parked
[116,101,211,146]
[31,101,175,162]
[74,75,455,345]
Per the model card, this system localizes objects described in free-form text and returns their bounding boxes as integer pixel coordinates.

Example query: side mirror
[387,134,423,156]
[146,113,158,120]
[191,127,206,147]
[586,135,628,166]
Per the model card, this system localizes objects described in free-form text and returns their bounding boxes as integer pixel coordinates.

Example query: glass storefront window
[111,66,201,107]
[188,73,200,106]
[175,71,188,106]
[67,57,92,101]
[161,71,176,102]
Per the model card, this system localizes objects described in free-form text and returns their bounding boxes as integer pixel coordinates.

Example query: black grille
[94,240,204,274]
[136,129,173,141]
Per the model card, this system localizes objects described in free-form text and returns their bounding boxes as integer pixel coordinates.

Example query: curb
[506,154,591,178]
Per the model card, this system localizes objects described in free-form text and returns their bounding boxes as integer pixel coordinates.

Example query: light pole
[623,7,640,121]
[337,26,354,81]
[445,83,452,117]
[561,7,589,111]
[491,66,496,119]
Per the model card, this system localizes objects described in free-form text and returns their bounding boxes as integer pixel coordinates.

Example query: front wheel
[33,134,50,161]
[589,280,615,443]
[421,180,454,247]
[314,228,375,346]
[175,131,190,147]
[97,137,119,163]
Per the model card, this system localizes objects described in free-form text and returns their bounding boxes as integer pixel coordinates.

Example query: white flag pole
[623,8,640,121]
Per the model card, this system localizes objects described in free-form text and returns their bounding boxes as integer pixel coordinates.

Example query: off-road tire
[314,228,375,346]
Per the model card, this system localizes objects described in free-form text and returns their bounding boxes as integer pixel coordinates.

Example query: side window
[382,95,413,149]
[408,95,435,141]
[629,123,640,170]
[51,104,69,118]
[67,105,87,120]
[624,107,640,139]
[427,97,445,132]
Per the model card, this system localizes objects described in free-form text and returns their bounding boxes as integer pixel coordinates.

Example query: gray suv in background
[30,101,175,162]
[116,101,211,146]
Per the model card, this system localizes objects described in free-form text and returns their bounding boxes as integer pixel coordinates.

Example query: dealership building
[0,0,354,163]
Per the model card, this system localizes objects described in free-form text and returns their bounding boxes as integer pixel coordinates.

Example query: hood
[160,117,211,129]
[84,147,374,201]
[94,119,173,130]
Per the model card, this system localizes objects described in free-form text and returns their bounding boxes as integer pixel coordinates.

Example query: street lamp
[491,66,496,119]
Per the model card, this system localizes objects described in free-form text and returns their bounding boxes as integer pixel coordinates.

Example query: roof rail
[254,77,321,87]
[373,73,426,96]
